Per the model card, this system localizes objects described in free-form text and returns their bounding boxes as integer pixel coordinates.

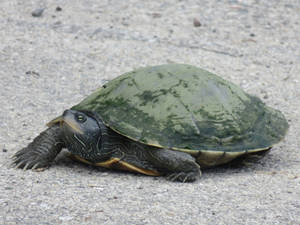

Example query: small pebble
[193,18,202,27]
[2,148,7,152]
[152,13,162,18]
[53,21,62,26]
[56,6,62,12]
[32,8,45,17]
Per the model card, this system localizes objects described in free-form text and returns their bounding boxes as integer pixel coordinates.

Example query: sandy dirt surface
[0,1,299,224]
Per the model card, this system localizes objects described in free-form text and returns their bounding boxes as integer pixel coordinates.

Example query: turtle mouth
[61,119,83,134]
[47,114,83,134]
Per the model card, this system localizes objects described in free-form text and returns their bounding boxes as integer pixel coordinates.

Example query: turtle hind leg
[12,124,64,170]
[146,148,201,182]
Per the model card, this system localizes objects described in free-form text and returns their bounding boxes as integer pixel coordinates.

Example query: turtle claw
[33,167,48,172]
[31,163,40,170]
[11,158,45,171]
[11,125,64,171]
[12,150,50,170]
[14,161,24,169]
[166,170,201,182]
[23,162,31,171]
[167,172,183,181]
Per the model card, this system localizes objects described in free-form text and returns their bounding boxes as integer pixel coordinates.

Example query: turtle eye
[75,113,87,123]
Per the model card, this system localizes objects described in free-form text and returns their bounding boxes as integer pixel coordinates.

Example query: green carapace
[12,64,288,182]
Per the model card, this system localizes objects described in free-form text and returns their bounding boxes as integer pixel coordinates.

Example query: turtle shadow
[52,149,278,181]
[53,150,107,172]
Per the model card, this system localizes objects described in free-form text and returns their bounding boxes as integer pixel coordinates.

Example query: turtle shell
[72,64,288,156]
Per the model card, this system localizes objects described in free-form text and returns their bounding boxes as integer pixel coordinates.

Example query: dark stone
[193,18,202,27]
[32,8,45,17]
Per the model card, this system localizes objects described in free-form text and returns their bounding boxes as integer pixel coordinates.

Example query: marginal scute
[72,64,288,154]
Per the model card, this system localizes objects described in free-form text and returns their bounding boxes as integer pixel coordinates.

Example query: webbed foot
[147,148,201,182]
[167,170,201,182]
[11,124,64,170]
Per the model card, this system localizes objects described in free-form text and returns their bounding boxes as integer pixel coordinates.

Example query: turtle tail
[11,124,65,170]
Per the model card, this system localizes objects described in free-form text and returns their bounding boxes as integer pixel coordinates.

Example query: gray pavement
[0,1,299,224]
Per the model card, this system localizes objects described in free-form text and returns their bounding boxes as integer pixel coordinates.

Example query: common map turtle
[12,64,288,182]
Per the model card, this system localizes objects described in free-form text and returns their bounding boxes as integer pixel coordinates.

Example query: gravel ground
[1,1,299,224]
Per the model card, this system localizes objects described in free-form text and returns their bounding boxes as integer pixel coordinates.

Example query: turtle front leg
[147,149,201,182]
[12,124,64,170]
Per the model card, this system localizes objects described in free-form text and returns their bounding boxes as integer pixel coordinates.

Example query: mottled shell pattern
[72,64,288,161]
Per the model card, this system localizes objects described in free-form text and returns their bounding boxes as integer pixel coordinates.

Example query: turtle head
[56,110,110,162]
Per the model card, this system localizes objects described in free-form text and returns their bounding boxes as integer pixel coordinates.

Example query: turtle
[12,64,289,182]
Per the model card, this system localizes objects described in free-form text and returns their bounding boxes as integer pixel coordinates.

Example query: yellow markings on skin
[46,116,63,127]
[94,158,122,168]
[70,155,160,176]
[46,116,83,134]
[73,134,86,147]
[63,120,83,134]
[70,155,92,164]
